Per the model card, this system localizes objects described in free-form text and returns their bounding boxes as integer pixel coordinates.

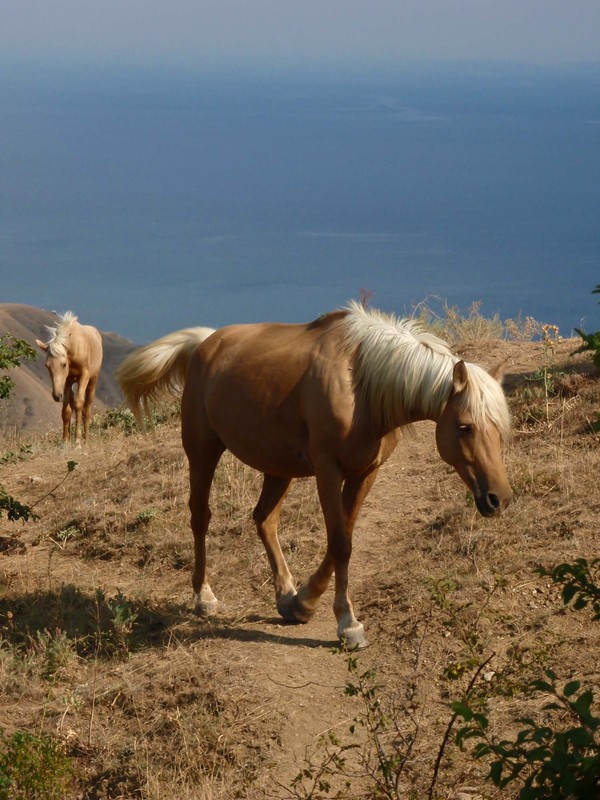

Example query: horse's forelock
[462,363,512,442]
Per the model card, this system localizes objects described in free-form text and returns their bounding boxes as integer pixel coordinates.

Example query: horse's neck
[382,356,453,430]
[65,322,83,362]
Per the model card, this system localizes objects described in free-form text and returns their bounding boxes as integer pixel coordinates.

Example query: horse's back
[73,322,103,374]
[196,312,347,380]
[182,313,355,476]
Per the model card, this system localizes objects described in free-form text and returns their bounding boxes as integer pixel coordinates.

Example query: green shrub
[0,333,37,522]
[538,558,600,620]
[453,558,600,798]
[453,672,600,799]
[0,334,36,400]
[572,284,600,369]
[0,729,72,799]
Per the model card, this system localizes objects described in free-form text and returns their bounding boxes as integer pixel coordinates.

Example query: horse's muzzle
[475,491,510,517]
[52,392,63,402]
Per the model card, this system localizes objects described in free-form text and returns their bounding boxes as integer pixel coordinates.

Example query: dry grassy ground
[0,334,598,799]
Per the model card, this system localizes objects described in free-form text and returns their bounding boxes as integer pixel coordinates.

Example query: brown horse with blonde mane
[117,303,511,647]
[36,311,103,444]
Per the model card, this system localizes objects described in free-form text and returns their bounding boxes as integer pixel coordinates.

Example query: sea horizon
[1,58,599,343]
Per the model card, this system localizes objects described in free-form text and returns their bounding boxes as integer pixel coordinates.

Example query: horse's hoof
[277,593,301,623]
[276,593,315,624]
[292,592,320,623]
[339,622,369,650]
[193,593,218,617]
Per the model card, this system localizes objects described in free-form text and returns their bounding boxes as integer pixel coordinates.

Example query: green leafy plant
[572,284,600,369]
[453,558,600,798]
[453,671,600,799]
[49,524,82,550]
[0,333,37,522]
[538,558,600,620]
[0,728,72,799]
[0,490,37,523]
[95,406,139,434]
[134,507,158,527]
[0,333,36,400]
[1,445,33,465]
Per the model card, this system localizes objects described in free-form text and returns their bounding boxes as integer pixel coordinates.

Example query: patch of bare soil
[0,337,598,799]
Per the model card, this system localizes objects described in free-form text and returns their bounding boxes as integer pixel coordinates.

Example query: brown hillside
[0,331,598,799]
[0,304,135,434]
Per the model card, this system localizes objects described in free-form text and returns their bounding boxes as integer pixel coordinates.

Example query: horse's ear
[452,360,469,394]
[488,357,509,384]
[36,339,48,352]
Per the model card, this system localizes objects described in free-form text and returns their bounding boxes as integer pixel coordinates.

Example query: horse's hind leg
[253,475,297,620]
[186,439,225,616]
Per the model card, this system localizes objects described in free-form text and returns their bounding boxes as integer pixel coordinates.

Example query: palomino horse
[36,312,103,443]
[117,303,512,647]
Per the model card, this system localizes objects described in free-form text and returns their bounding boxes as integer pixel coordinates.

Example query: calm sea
[1,60,599,343]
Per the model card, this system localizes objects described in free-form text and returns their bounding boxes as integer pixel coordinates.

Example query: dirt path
[206,428,442,795]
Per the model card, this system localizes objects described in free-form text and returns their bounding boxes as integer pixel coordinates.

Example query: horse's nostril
[487,493,500,510]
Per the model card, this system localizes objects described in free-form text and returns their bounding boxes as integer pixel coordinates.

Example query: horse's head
[435,360,512,517]
[36,339,70,402]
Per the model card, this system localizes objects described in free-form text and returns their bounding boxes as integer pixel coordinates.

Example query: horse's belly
[219,418,314,477]
[228,441,314,478]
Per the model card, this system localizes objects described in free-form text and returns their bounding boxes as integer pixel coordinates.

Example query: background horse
[36,311,103,443]
[117,303,512,648]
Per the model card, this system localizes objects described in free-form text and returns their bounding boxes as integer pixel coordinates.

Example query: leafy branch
[572,283,600,370]
[453,671,600,799]
[0,333,36,400]
[538,558,600,620]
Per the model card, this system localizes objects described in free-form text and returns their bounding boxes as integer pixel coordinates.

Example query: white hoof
[193,590,218,617]
[339,622,369,650]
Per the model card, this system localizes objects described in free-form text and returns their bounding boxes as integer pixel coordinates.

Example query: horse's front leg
[61,377,75,442]
[335,469,381,647]
[72,372,90,444]
[293,463,369,649]
[61,395,73,442]
[82,376,98,441]
[252,474,297,620]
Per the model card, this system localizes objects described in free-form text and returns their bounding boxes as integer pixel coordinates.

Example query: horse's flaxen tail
[116,326,216,426]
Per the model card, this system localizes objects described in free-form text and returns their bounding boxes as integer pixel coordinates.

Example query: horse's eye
[458,424,473,436]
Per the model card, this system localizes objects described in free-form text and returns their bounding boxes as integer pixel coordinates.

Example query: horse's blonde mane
[45,311,78,357]
[340,302,511,439]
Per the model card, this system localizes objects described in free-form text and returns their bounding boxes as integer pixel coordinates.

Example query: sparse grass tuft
[412,298,541,344]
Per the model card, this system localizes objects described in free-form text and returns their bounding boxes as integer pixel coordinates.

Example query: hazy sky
[4,0,600,66]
